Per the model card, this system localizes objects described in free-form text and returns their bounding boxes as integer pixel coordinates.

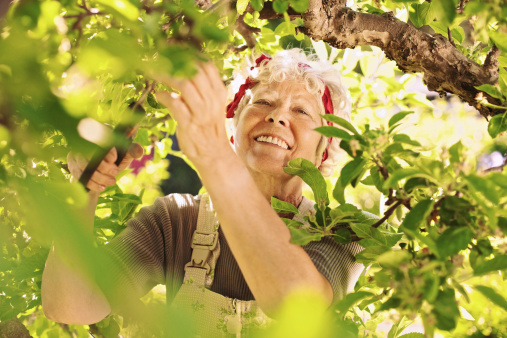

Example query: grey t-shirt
[106,194,364,304]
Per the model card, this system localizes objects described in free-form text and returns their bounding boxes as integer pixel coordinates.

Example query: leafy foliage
[1,0,507,337]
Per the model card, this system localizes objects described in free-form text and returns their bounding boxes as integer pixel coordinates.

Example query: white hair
[228,48,351,177]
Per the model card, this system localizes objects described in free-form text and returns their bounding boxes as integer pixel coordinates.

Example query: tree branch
[297,3,503,118]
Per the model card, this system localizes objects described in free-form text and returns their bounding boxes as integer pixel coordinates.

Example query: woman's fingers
[118,142,144,171]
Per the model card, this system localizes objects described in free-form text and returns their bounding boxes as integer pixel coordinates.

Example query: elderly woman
[42,49,364,336]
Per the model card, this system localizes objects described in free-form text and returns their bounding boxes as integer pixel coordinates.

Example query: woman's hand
[154,62,232,168]
[68,143,144,193]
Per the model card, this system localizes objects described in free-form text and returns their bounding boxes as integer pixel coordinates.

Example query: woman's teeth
[256,135,289,149]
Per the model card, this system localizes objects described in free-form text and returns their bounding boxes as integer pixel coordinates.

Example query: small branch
[133,80,156,111]
[484,44,501,73]
[235,13,261,49]
[372,200,403,228]
[447,27,455,47]
[483,152,507,173]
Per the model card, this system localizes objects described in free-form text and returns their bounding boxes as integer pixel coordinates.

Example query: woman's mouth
[255,135,290,150]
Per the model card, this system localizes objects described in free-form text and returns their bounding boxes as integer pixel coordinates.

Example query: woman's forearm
[195,152,333,315]
[41,191,111,324]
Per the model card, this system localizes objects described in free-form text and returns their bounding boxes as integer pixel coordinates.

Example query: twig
[483,151,507,173]
[133,80,156,111]
[447,27,455,47]
[484,44,501,73]
[235,13,261,49]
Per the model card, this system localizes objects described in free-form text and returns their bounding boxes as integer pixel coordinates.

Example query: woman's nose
[265,107,289,126]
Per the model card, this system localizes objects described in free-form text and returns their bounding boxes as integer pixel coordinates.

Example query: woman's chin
[244,155,290,177]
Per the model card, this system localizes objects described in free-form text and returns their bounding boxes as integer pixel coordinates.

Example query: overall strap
[183,193,221,288]
[293,196,316,225]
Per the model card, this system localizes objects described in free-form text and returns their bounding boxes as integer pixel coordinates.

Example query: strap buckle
[184,230,219,273]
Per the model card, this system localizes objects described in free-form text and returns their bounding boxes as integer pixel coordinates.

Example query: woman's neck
[248,168,304,208]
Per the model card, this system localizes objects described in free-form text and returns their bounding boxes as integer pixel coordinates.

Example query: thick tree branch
[288,1,504,118]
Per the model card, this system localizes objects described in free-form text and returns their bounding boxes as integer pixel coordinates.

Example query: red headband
[226,54,334,162]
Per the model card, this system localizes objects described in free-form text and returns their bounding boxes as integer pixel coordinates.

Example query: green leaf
[489,30,507,54]
[334,291,374,316]
[474,285,507,311]
[474,255,507,275]
[409,2,434,28]
[448,141,463,164]
[376,250,411,268]
[378,296,402,311]
[398,333,425,338]
[250,0,264,11]
[273,0,289,13]
[400,198,434,231]
[432,0,456,26]
[383,167,423,189]
[436,227,474,258]
[487,113,507,138]
[475,84,504,100]
[289,0,308,12]
[465,174,500,204]
[499,67,507,95]
[271,197,300,215]
[237,0,249,15]
[340,157,367,187]
[388,111,414,128]
[95,0,140,21]
[333,178,345,205]
[288,227,322,245]
[322,115,359,135]
[355,246,389,264]
[314,126,352,141]
[284,158,328,206]
[432,288,459,331]
[334,228,351,244]
[393,134,421,146]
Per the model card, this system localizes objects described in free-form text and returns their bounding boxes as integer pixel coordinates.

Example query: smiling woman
[41,48,364,337]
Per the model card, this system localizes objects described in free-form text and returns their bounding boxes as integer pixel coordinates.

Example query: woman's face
[234,80,324,177]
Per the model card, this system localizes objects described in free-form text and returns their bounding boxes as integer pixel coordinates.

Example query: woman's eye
[296,109,308,115]
[255,100,270,105]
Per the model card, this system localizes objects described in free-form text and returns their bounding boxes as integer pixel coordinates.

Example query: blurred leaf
[432,0,457,26]
[436,227,474,258]
[409,2,434,28]
[340,157,367,187]
[250,0,264,11]
[448,141,463,164]
[474,285,507,311]
[388,111,414,128]
[465,174,499,204]
[487,113,507,138]
[432,288,459,330]
[383,167,423,189]
[393,134,421,146]
[400,198,434,231]
[474,255,507,275]
[273,0,289,13]
[376,250,411,268]
[475,84,504,100]
[334,291,374,316]
[289,0,308,12]
[271,197,300,215]
[237,0,249,15]
[489,30,507,54]
[355,246,389,264]
[95,0,140,21]
[499,67,507,94]
[334,228,351,244]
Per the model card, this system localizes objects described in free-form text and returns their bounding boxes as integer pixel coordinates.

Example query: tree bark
[253,0,503,118]
[0,318,32,338]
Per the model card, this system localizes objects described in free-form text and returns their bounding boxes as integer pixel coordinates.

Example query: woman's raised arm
[42,145,142,324]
